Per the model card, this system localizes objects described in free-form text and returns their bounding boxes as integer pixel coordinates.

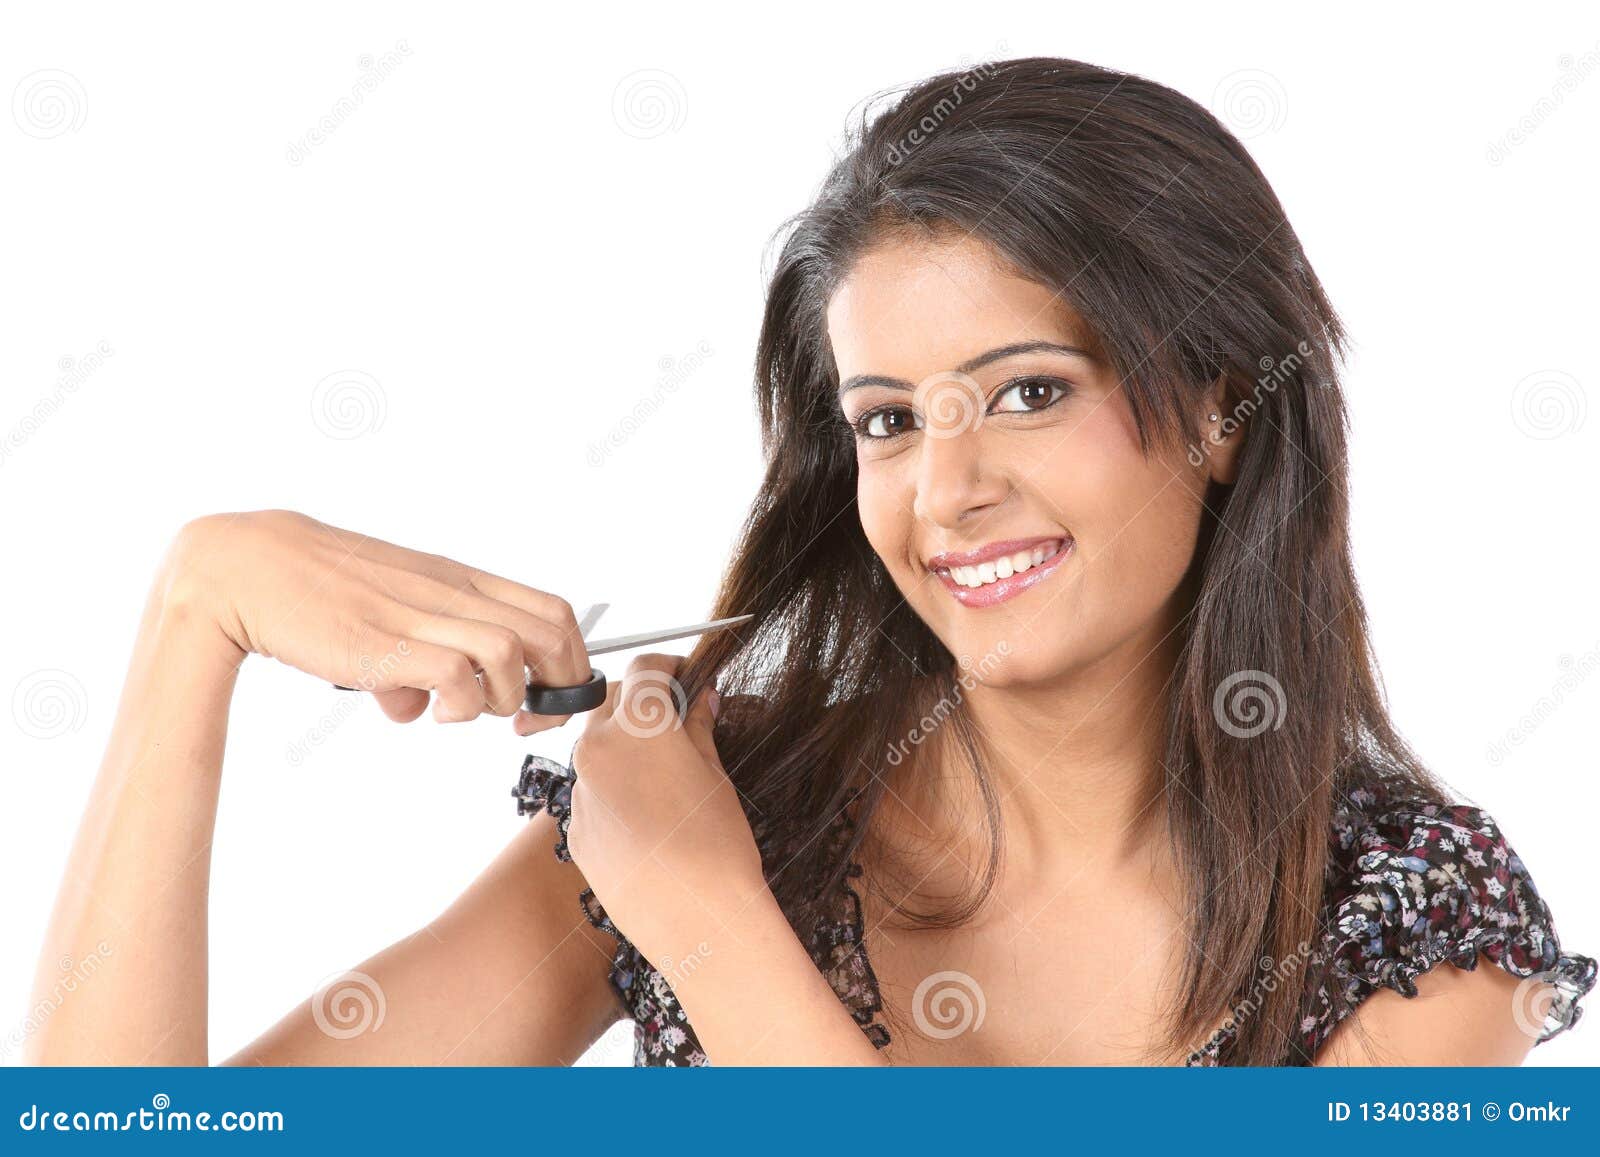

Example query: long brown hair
[673,56,1437,1064]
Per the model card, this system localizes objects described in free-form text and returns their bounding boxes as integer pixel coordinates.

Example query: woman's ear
[1197,376,1246,485]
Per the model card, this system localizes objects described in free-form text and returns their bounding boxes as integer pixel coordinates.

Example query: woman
[30,56,1593,1066]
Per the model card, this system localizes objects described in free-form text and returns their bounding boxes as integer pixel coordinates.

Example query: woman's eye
[858,406,922,439]
[991,376,1068,413]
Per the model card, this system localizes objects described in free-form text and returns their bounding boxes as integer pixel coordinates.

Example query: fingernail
[707,688,721,719]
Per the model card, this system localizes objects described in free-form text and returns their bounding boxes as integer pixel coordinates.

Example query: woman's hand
[562,655,887,1064]
[564,654,769,964]
[165,509,589,733]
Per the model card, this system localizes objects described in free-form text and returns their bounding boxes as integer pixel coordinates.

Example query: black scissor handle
[523,668,608,715]
[333,668,609,716]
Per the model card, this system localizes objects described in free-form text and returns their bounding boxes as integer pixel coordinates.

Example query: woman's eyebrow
[836,340,1094,394]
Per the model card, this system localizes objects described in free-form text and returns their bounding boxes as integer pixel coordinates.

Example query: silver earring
[1207,412,1219,422]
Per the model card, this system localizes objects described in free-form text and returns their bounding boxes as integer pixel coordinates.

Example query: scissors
[333,602,751,715]
[521,602,751,715]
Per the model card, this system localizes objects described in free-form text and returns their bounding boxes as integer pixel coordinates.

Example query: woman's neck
[879,609,1187,897]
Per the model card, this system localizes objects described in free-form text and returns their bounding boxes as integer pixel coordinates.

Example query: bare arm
[1316,964,1537,1066]
[27,570,240,1063]
[29,511,620,1065]
[229,813,625,1066]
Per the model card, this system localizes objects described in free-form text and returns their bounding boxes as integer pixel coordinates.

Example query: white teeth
[942,540,1067,589]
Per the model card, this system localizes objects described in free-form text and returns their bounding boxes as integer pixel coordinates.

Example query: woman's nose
[911,425,1008,527]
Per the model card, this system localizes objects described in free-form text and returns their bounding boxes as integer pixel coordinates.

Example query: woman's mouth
[926,536,1074,608]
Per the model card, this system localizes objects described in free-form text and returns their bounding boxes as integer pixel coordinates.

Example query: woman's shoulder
[1307,776,1595,1051]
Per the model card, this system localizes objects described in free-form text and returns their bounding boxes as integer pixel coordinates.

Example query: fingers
[466,571,590,681]
[681,686,722,768]
[423,586,588,689]
[616,654,688,737]
[402,615,528,717]
[372,687,430,723]
[512,709,572,738]
[335,537,588,678]
[350,627,490,722]
[391,591,588,719]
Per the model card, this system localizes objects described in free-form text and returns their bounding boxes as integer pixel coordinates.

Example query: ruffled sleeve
[513,752,711,1066]
[1302,782,1596,1057]
[511,753,892,1064]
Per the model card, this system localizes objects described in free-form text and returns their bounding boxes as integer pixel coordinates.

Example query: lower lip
[933,541,1074,608]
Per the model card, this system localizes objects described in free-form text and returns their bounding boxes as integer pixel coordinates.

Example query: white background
[2,2,1596,1067]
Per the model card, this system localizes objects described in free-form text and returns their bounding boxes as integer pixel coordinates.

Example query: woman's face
[827,230,1239,688]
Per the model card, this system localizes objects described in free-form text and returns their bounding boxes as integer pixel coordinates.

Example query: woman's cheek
[856,460,913,575]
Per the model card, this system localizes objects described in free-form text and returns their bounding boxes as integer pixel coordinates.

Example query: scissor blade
[584,614,753,656]
[576,602,610,639]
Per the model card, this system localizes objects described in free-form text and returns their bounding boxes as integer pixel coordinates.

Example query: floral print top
[513,754,1595,1065]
